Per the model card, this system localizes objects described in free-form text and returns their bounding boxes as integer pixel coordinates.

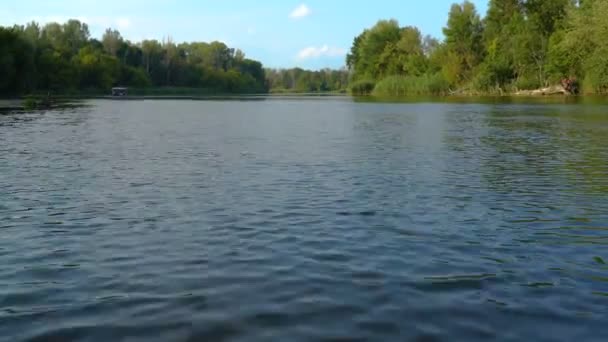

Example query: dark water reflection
[1,99,607,341]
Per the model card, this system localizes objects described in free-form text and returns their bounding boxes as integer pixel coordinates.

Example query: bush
[582,48,608,94]
[372,74,449,96]
[513,77,541,91]
[119,66,151,88]
[23,96,38,110]
[470,63,512,94]
[350,79,375,95]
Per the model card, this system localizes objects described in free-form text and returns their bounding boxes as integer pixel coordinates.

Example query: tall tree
[355,19,401,80]
[162,37,178,85]
[548,0,608,92]
[0,28,35,94]
[102,28,123,56]
[346,31,366,72]
[519,0,572,86]
[0,19,269,95]
[62,20,90,55]
[442,1,484,84]
[140,39,162,76]
[484,0,521,42]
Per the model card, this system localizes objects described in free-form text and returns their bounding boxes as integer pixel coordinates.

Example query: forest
[347,0,608,96]
[265,68,350,93]
[0,20,268,96]
[3,0,608,97]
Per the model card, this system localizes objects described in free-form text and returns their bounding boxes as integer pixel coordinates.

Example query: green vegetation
[347,0,608,96]
[4,2,608,98]
[349,80,376,95]
[373,74,450,96]
[266,68,349,93]
[22,95,47,110]
[0,20,267,97]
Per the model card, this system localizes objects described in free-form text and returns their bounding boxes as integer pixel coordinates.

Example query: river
[1,98,607,341]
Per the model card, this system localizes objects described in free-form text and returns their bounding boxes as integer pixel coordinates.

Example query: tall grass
[372,74,450,96]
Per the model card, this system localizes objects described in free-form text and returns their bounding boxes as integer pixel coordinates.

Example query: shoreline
[3,92,607,111]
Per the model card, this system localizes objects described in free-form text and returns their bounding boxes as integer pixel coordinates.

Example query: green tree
[550,0,608,92]
[523,0,571,37]
[355,19,401,80]
[0,28,36,94]
[74,45,119,90]
[102,28,123,56]
[346,31,366,72]
[61,20,90,56]
[265,68,348,93]
[1,18,269,96]
[442,1,484,85]
[342,0,608,95]
[484,0,521,42]
[140,39,164,83]
[162,37,178,85]
[117,41,143,67]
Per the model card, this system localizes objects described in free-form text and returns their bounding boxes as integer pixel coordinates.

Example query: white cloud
[289,4,311,19]
[296,45,347,60]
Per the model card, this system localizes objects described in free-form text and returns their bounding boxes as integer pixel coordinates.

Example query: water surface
[1,98,608,341]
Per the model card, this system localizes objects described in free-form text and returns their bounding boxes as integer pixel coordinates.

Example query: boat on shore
[111,87,128,97]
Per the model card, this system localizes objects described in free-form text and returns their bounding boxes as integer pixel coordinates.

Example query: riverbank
[4,92,608,113]
[269,88,347,95]
[0,94,354,112]
[351,74,581,98]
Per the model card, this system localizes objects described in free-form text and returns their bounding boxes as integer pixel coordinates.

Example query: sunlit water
[1,98,607,341]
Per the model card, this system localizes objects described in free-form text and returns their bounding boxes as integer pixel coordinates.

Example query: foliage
[442,1,484,85]
[266,68,349,93]
[22,96,39,110]
[372,74,450,96]
[6,2,608,97]
[555,0,608,93]
[0,19,268,96]
[0,27,35,95]
[347,20,429,82]
[346,0,608,95]
[349,80,376,95]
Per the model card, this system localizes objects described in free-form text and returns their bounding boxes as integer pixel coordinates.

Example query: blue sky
[0,0,487,69]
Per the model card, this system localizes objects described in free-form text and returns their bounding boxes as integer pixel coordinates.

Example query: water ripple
[1,99,608,341]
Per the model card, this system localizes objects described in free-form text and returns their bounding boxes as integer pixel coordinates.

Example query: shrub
[513,77,541,91]
[349,79,375,95]
[372,74,449,96]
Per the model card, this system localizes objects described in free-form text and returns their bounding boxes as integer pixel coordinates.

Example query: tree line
[0,20,268,96]
[266,68,350,93]
[347,0,608,95]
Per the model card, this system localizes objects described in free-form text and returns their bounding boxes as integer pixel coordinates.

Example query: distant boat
[111,87,128,97]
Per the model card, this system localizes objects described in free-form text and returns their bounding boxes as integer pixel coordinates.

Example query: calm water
[1,98,608,341]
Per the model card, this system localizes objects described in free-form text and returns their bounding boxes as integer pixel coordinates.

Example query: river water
[1,98,607,341]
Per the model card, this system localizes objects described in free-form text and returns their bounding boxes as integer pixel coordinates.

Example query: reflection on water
[1,98,607,341]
